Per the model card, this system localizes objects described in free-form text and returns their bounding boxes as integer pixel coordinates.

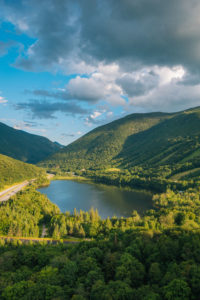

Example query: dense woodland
[0,184,200,299]
[1,107,200,298]
[0,228,200,299]
[0,187,59,237]
[41,107,200,172]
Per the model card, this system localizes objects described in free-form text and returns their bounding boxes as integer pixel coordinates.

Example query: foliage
[0,187,60,237]
[40,107,200,171]
[0,230,200,299]
[0,154,47,191]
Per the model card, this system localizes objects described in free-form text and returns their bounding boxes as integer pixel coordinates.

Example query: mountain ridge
[40,106,200,171]
[0,122,60,164]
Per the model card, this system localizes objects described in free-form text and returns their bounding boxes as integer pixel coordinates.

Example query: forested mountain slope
[41,107,200,171]
[0,122,60,163]
[0,154,45,190]
[41,112,172,170]
[118,107,200,168]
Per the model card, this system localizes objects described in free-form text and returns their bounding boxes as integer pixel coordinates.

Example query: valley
[2,2,200,298]
[0,107,200,299]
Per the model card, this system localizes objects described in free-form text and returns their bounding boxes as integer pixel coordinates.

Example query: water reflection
[38,180,153,219]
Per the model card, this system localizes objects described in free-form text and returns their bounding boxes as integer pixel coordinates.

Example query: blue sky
[1,0,200,144]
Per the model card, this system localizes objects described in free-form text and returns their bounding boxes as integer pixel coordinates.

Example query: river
[38,180,153,218]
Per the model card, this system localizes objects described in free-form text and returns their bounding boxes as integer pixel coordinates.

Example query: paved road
[0,181,30,202]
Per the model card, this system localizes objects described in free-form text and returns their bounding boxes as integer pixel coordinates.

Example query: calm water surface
[38,180,153,218]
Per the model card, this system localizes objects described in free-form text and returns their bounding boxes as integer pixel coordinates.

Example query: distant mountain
[0,154,45,190]
[54,141,65,148]
[0,122,60,164]
[41,106,200,171]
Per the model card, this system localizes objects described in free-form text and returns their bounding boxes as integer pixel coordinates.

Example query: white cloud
[153,66,185,85]
[13,121,47,133]
[0,96,8,104]
[129,81,200,112]
[67,76,104,102]
[63,62,124,106]
[90,111,102,119]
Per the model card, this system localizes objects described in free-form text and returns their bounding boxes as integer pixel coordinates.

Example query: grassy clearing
[181,148,200,163]
[104,168,122,173]
[170,167,200,180]
[0,235,87,243]
[52,175,88,181]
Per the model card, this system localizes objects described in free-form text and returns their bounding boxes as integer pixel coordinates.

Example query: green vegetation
[0,168,199,299]
[0,154,48,191]
[1,183,200,240]
[0,187,60,237]
[41,111,171,170]
[0,122,60,163]
[49,188,200,239]
[1,107,200,298]
[0,165,200,298]
[41,107,200,172]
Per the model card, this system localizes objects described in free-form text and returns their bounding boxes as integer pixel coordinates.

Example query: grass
[170,167,200,180]
[181,149,200,163]
[0,235,88,243]
[0,181,23,193]
[104,168,122,173]
[52,175,88,181]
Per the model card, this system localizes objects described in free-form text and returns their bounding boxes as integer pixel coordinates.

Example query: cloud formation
[0,95,8,104]
[16,100,88,119]
[1,0,200,116]
[2,0,200,71]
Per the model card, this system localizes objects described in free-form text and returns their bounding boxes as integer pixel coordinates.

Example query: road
[0,181,30,202]
[41,224,47,238]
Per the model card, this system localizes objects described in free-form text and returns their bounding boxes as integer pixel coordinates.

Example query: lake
[38,180,153,219]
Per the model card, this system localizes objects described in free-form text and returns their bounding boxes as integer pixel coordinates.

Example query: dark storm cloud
[78,0,200,70]
[2,0,200,71]
[2,0,200,114]
[116,71,159,97]
[2,0,79,71]
[15,100,88,119]
[26,88,100,103]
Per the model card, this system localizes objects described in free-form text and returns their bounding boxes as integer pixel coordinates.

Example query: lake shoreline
[38,179,153,218]
[50,175,154,196]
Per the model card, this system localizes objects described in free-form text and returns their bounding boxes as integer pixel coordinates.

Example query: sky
[0,0,200,145]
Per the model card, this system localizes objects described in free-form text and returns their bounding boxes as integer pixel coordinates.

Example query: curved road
[0,180,31,202]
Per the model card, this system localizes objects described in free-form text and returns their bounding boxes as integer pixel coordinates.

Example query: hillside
[118,107,200,168]
[0,154,45,191]
[0,122,60,163]
[41,107,200,171]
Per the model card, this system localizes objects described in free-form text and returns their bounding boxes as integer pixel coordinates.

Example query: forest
[0,107,200,299]
[0,227,200,299]
[0,183,200,299]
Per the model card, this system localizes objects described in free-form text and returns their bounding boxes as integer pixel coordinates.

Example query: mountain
[0,122,60,164]
[41,106,200,171]
[0,154,45,191]
[117,107,200,168]
[54,141,65,148]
